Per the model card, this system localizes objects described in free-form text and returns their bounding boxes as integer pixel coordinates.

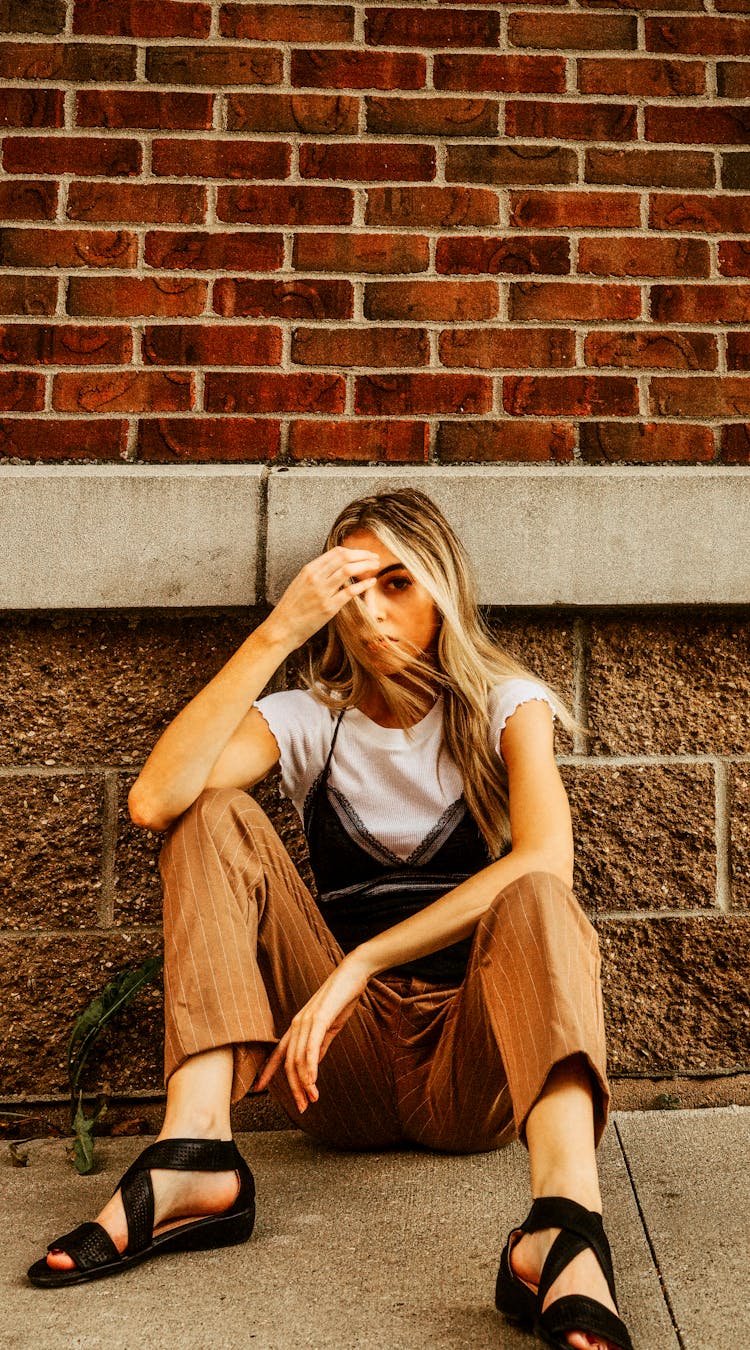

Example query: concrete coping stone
[2,463,749,609]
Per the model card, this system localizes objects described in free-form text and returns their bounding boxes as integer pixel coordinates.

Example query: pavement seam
[613,1116,686,1350]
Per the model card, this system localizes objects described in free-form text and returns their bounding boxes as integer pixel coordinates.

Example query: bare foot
[46,1156,240,1271]
[511,1226,622,1350]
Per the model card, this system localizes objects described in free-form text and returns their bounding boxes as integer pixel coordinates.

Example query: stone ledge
[2,463,749,609]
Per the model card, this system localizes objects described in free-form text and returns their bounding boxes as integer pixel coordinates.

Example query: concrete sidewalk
[2,1107,747,1350]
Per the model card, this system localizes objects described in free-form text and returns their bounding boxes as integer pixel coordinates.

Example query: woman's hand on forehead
[265,545,380,652]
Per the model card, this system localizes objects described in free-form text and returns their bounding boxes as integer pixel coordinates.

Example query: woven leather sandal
[495,1196,634,1350]
[27,1137,255,1289]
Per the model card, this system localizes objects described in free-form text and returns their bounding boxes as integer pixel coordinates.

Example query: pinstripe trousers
[160,787,610,1153]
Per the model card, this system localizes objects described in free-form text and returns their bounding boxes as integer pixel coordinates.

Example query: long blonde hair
[304,488,574,857]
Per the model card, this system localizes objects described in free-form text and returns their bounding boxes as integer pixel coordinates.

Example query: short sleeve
[253,689,334,809]
[489,679,556,762]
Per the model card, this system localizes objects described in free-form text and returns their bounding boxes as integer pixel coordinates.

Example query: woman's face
[341,528,441,668]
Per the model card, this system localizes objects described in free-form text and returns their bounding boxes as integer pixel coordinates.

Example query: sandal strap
[523,1197,617,1305]
[47,1220,120,1272]
[116,1138,242,1258]
[541,1294,634,1350]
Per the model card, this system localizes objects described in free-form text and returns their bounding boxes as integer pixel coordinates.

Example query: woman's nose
[361,583,385,622]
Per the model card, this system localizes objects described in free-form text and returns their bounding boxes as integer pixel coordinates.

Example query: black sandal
[27,1137,255,1289]
[495,1196,634,1350]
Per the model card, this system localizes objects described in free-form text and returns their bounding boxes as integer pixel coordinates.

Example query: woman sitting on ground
[30,488,632,1350]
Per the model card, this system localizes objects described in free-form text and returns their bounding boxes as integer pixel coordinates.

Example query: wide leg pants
[159,788,609,1153]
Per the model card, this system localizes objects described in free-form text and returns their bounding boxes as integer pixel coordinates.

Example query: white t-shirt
[255,679,554,863]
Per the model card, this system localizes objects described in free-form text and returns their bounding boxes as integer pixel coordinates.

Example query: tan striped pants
[160,788,609,1153]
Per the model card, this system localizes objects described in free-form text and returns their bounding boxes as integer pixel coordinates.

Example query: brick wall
[0,0,749,465]
[1,608,749,1103]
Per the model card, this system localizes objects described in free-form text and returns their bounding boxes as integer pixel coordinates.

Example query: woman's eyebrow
[376,562,407,578]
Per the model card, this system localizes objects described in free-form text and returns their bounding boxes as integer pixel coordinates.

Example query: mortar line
[613,1117,686,1350]
[99,770,118,927]
[714,758,731,913]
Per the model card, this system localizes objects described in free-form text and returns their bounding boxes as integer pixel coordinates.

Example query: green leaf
[72,1095,107,1176]
[67,955,163,1110]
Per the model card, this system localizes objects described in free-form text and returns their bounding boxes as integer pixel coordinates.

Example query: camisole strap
[321,708,346,782]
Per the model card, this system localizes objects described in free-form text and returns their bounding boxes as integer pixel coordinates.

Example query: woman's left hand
[252,953,372,1113]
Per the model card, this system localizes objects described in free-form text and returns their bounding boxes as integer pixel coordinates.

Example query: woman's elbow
[128,782,171,833]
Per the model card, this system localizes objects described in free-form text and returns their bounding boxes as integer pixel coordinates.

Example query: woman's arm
[255,699,574,1109]
[128,545,379,832]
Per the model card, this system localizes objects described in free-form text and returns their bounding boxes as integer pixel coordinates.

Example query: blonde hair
[304,488,574,857]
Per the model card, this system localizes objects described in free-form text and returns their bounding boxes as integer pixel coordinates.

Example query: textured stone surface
[563,762,717,912]
[588,613,750,755]
[0,930,163,1095]
[0,612,258,767]
[730,765,750,909]
[0,773,104,929]
[488,610,576,753]
[599,916,750,1073]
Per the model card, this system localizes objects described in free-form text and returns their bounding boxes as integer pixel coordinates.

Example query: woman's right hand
[265,546,379,651]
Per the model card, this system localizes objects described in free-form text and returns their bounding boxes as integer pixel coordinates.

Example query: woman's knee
[484,870,597,945]
[160,787,265,865]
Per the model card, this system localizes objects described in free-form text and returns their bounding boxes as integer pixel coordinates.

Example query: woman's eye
[387,576,412,591]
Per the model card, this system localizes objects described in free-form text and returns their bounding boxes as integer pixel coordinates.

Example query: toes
[45,1249,75,1271]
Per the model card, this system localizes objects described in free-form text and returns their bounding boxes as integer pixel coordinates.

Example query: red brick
[146,46,282,86]
[0,180,57,221]
[291,50,425,90]
[3,135,140,176]
[650,192,750,233]
[582,0,703,9]
[145,231,283,272]
[509,13,637,50]
[715,0,750,11]
[0,371,44,411]
[143,324,281,367]
[727,334,750,370]
[439,328,575,370]
[293,232,428,274]
[434,54,565,93]
[719,242,750,277]
[720,424,750,462]
[227,93,359,135]
[586,147,714,188]
[138,417,280,461]
[0,417,127,461]
[578,58,706,96]
[291,326,428,368]
[504,374,638,417]
[510,281,641,321]
[288,419,428,462]
[220,3,353,42]
[0,0,65,35]
[436,419,575,464]
[717,62,750,97]
[722,154,750,190]
[579,421,715,463]
[647,105,750,144]
[447,144,577,185]
[578,236,710,278]
[67,182,206,225]
[355,373,491,415]
[218,184,353,226]
[365,185,498,226]
[651,376,750,417]
[0,40,136,82]
[646,17,750,54]
[366,96,498,137]
[0,323,132,366]
[365,8,500,48]
[53,371,193,413]
[214,279,353,320]
[585,330,718,370]
[507,100,637,141]
[364,280,497,321]
[68,277,207,318]
[0,87,63,126]
[151,139,290,180]
[651,284,750,323]
[73,1,211,38]
[510,190,640,229]
[77,90,213,130]
[0,276,57,315]
[205,372,345,414]
[299,142,435,182]
[0,228,137,269]
[437,234,569,276]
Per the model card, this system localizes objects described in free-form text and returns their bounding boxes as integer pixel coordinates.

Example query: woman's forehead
[341,527,405,569]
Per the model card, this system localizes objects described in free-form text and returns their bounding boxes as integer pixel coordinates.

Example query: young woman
[29,489,632,1350]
